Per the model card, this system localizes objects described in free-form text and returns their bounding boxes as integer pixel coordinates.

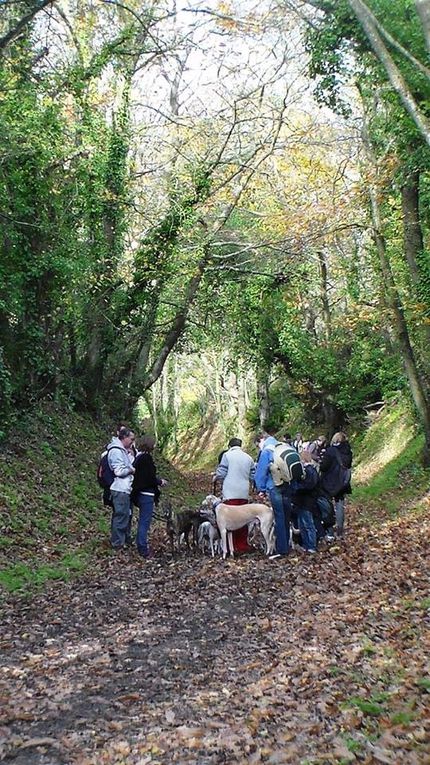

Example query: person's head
[118,426,134,449]
[283,432,293,444]
[317,434,327,444]
[331,431,347,446]
[228,437,242,448]
[256,433,267,450]
[299,449,314,465]
[254,432,264,448]
[295,432,302,440]
[264,426,277,437]
[140,434,156,452]
[257,426,276,449]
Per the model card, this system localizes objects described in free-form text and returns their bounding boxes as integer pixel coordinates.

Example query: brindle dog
[163,501,203,554]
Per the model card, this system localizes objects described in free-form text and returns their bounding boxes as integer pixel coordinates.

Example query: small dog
[215,501,275,559]
[198,521,221,557]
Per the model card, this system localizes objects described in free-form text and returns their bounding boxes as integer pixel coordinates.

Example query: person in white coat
[215,438,255,552]
[107,427,135,549]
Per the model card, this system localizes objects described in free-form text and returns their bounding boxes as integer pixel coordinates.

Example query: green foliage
[390,710,416,725]
[343,736,363,754]
[1,0,430,450]
[0,348,12,434]
[416,677,430,690]
[0,552,89,593]
[0,403,106,592]
[345,696,386,716]
[305,0,361,115]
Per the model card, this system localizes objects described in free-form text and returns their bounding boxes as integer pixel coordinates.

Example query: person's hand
[257,491,266,500]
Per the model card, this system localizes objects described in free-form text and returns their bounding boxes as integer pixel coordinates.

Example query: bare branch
[0,0,57,52]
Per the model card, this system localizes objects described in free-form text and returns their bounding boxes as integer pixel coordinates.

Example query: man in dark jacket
[319,432,352,537]
[291,451,319,553]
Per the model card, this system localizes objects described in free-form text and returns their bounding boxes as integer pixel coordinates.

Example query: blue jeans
[136,493,154,557]
[297,508,317,551]
[110,491,131,548]
[269,485,291,555]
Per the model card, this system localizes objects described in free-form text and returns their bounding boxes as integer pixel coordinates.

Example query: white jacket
[215,446,255,500]
[107,438,134,494]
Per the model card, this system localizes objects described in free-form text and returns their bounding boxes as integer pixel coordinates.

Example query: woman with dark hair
[132,436,167,558]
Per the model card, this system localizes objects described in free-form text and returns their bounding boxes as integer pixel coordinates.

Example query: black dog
[164,503,203,553]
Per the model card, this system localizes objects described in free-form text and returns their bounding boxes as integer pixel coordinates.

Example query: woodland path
[1,499,429,765]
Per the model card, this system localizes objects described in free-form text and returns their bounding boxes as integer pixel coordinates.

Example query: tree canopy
[1,0,430,456]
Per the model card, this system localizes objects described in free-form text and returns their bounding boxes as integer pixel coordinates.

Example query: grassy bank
[0,405,199,594]
[352,400,430,518]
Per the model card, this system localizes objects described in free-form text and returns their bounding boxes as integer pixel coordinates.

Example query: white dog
[215,501,275,559]
[198,521,221,557]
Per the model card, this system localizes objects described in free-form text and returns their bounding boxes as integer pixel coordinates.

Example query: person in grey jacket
[107,427,135,549]
[216,438,256,500]
[215,438,256,553]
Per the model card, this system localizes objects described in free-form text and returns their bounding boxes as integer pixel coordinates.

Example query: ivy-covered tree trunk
[400,169,430,355]
[370,187,430,462]
[81,95,130,413]
[317,250,331,340]
[415,0,430,53]
[256,369,270,430]
[401,170,424,288]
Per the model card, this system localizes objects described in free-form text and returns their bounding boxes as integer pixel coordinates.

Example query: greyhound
[215,501,275,559]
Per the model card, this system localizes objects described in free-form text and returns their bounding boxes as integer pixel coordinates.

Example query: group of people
[102,425,352,560]
[215,430,352,557]
[102,427,166,558]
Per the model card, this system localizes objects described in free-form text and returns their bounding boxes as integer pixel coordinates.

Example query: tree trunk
[359,105,430,462]
[152,385,158,441]
[317,249,331,339]
[237,370,247,441]
[400,169,430,353]
[140,249,211,392]
[347,0,430,148]
[256,369,270,429]
[370,188,430,462]
[415,0,430,54]
[401,170,423,287]
[214,354,222,417]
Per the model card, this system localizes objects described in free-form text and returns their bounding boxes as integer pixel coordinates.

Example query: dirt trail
[1,503,429,765]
